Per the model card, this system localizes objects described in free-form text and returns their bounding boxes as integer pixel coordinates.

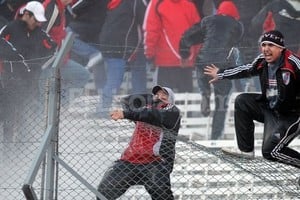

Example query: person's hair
[24,9,34,17]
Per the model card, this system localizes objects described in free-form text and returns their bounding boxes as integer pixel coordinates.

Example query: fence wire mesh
[1,78,300,200]
[0,78,47,200]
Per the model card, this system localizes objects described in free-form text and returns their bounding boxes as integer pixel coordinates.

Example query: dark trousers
[197,66,232,139]
[1,73,39,142]
[97,160,174,200]
[235,93,300,168]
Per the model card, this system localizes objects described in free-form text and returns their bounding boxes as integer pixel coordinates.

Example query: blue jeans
[67,26,99,58]
[101,58,126,112]
[72,36,99,58]
[128,51,147,94]
[99,57,147,113]
[67,28,106,91]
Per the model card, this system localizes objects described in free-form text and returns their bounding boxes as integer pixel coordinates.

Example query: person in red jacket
[143,0,201,93]
[97,85,181,200]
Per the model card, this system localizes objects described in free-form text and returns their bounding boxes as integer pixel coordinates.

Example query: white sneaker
[86,52,103,69]
[221,147,254,159]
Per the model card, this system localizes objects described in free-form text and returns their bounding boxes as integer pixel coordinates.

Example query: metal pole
[22,32,75,200]
[44,32,75,200]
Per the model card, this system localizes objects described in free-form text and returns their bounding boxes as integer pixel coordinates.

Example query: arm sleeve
[0,25,24,61]
[217,54,264,80]
[0,38,24,61]
[179,21,203,59]
[123,104,181,130]
[143,0,161,60]
[71,0,94,16]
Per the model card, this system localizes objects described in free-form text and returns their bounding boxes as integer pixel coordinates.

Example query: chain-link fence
[1,33,300,200]
[1,89,300,200]
[0,87,47,200]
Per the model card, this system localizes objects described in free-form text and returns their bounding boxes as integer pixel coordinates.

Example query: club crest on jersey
[282,71,290,85]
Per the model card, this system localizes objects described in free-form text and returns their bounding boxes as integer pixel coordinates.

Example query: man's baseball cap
[23,1,47,22]
[152,85,175,104]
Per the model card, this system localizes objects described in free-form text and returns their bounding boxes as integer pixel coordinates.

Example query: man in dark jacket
[179,0,244,140]
[97,85,181,200]
[1,1,56,78]
[204,30,300,170]
[0,1,56,141]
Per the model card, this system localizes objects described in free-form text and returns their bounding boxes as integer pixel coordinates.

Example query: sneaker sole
[221,149,254,159]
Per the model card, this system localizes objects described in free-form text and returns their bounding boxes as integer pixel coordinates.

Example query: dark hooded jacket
[180,0,244,68]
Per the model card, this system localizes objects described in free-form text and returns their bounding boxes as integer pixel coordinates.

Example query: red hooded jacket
[216,0,240,20]
[143,0,200,67]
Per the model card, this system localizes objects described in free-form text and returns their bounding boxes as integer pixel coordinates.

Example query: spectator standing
[41,0,90,104]
[95,0,149,118]
[0,1,56,141]
[179,0,244,140]
[251,0,300,54]
[97,85,181,200]
[204,30,300,170]
[143,0,201,93]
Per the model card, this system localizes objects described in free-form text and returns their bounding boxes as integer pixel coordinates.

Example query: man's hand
[110,110,124,121]
[204,64,220,84]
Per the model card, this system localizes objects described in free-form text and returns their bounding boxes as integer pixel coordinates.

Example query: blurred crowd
[0,0,299,140]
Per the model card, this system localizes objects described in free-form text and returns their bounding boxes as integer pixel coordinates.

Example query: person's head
[217,0,240,20]
[20,1,47,30]
[260,30,285,63]
[152,85,175,104]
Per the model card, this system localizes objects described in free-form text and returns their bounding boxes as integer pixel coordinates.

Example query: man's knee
[262,143,278,161]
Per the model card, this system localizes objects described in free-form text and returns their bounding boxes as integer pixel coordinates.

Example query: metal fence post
[22,32,75,200]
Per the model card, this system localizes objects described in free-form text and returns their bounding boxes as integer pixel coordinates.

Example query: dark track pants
[234,93,300,168]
